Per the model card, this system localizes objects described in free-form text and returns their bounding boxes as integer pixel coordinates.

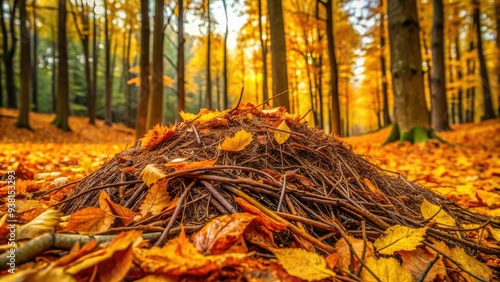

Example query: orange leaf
[99,191,136,226]
[139,179,170,217]
[399,247,447,282]
[165,159,217,171]
[235,197,287,232]
[141,124,176,148]
[65,207,114,234]
[191,213,256,255]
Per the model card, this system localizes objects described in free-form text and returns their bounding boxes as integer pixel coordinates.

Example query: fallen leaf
[373,224,427,255]
[270,247,336,281]
[421,198,456,227]
[99,191,136,226]
[399,247,447,282]
[274,120,291,145]
[141,124,175,148]
[328,235,375,270]
[165,159,217,171]
[140,164,167,187]
[18,209,62,240]
[361,256,413,282]
[218,130,253,152]
[65,207,114,234]
[139,179,170,217]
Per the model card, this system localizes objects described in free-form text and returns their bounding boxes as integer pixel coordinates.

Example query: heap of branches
[56,101,499,274]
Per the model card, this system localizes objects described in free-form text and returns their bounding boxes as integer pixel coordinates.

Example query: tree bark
[379,0,391,126]
[177,0,185,117]
[124,21,133,127]
[16,0,31,129]
[90,0,98,125]
[321,0,340,135]
[52,0,71,131]
[51,30,57,113]
[205,0,212,109]
[146,0,164,128]
[136,0,150,139]
[0,0,18,109]
[473,0,495,120]
[267,0,289,108]
[31,0,39,112]
[258,0,268,106]
[222,0,229,109]
[430,0,450,131]
[496,1,500,116]
[104,0,112,126]
[385,0,431,143]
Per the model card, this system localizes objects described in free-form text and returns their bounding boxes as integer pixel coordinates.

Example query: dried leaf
[18,209,62,240]
[270,247,336,281]
[165,159,217,171]
[399,247,447,282]
[421,198,456,227]
[65,207,114,234]
[99,191,136,226]
[373,224,427,255]
[141,124,175,148]
[192,213,256,255]
[140,164,167,187]
[328,235,375,270]
[139,179,170,217]
[274,120,291,145]
[218,130,253,152]
[361,257,413,282]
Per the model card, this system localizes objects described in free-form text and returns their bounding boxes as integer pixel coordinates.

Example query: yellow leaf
[179,111,198,122]
[421,198,456,227]
[218,130,253,152]
[18,209,62,240]
[274,120,290,145]
[364,178,381,194]
[373,224,427,255]
[433,241,493,281]
[140,164,167,187]
[139,179,170,217]
[270,247,336,281]
[361,257,413,282]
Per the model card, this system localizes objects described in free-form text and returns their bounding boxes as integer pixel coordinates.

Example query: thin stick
[154,181,195,246]
[191,124,201,144]
[200,180,236,213]
[253,89,288,109]
[276,175,286,212]
[227,87,244,115]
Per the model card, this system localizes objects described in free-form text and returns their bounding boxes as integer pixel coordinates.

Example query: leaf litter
[0,105,499,281]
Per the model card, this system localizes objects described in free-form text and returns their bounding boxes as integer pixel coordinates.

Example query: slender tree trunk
[431,0,450,131]
[17,0,31,129]
[258,0,268,105]
[321,0,341,135]
[147,0,164,128]
[454,29,463,123]
[385,0,431,143]
[31,0,39,112]
[125,23,133,127]
[222,0,229,109]
[496,1,500,116]
[379,0,391,126]
[0,0,18,109]
[90,0,98,125]
[0,60,3,107]
[51,32,57,112]
[136,0,150,138]
[52,0,71,131]
[304,55,318,126]
[205,0,212,109]
[267,0,289,107]
[466,40,476,123]
[473,0,495,120]
[104,0,112,126]
[177,0,185,116]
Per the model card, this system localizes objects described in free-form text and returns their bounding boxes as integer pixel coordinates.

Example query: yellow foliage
[274,120,291,145]
[421,198,456,227]
[218,130,253,152]
[270,247,336,281]
[139,179,171,217]
[140,164,167,187]
[361,257,413,282]
[373,225,427,255]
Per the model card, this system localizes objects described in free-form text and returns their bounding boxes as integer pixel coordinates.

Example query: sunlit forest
[1,1,500,280]
[1,0,498,138]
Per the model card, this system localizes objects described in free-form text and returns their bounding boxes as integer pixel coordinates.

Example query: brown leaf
[65,207,114,234]
[99,191,136,226]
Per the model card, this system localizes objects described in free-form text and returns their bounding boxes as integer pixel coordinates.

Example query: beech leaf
[373,224,427,255]
[140,164,167,187]
[218,130,253,152]
[270,247,336,281]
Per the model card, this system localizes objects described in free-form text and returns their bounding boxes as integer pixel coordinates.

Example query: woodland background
[0,0,499,138]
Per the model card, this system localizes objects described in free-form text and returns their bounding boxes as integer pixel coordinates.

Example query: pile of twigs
[56,102,499,274]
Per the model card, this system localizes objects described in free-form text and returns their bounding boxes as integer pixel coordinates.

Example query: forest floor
[1,109,499,217]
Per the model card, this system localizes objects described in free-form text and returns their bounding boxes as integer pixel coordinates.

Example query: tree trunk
[51,32,57,112]
[322,0,341,135]
[177,0,185,117]
[385,0,431,144]
[124,22,133,127]
[473,0,495,120]
[267,0,289,108]
[17,0,31,129]
[430,0,450,131]
[379,0,391,126]
[104,0,112,126]
[146,0,164,128]
[258,0,268,105]
[32,0,39,112]
[90,0,98,125]
[0,0,18,109]
[136,0,150,139]
[205,0,212,109]
[222,0,229,109]
[496,1,500,116]
[0,60,3,107]
[52,0,71,131]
